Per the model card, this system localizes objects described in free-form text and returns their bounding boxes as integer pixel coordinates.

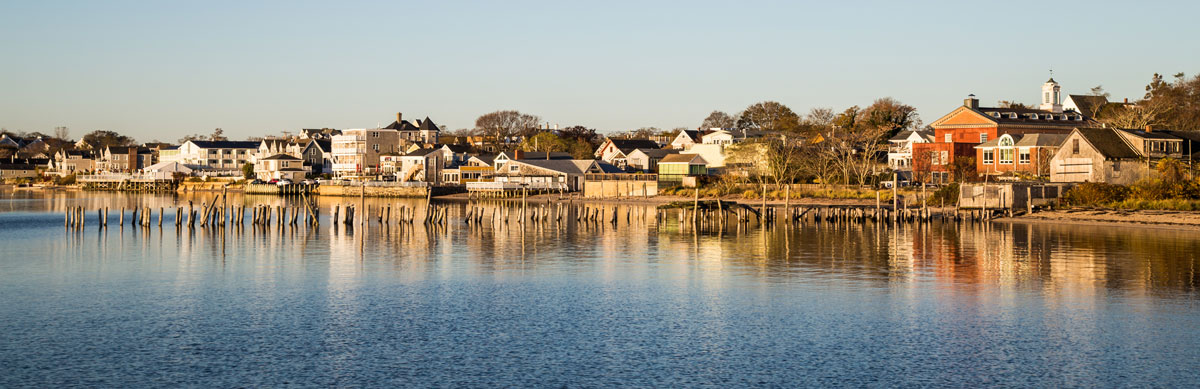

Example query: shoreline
[999,209,1200,231]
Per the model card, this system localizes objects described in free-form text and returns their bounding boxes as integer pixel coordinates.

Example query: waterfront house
[254,154,306,182]
[97,146,154,173]
[298,139,332,176]
[493,150,572,173]
[492,159,616,192]
[170,140,258,174]
[1048,127,1167,185]
[382,113,441,145]
[50,150,96,176]
[669,129,704,149]
[594,138,661,169]
[657,153,708,183]
[975,133,1067,178]
[460,155,496,183]
[0,161,38,179]
[887,130,934,180]
[395,148,444,183]
[331,128,400,178]
[254,138,302,163]
[626,148,678,172]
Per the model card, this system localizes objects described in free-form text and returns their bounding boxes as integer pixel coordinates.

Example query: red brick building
[913,95,1093,183]
[974,133,1067,177]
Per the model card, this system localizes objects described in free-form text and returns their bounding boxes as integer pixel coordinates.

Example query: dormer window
[1029,113,1039,119]
[1007,113,1018,119]
[989,112,1001,118]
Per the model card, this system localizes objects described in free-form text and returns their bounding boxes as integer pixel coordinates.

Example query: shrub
[1061,182,1129,206]
[928,183,959,206]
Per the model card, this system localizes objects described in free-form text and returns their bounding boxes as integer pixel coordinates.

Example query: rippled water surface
[2,190,1199,386]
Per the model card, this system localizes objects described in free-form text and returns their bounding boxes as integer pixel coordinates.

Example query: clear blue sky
[2,0,1197,142]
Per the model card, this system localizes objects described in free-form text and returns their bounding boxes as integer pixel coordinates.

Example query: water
[2,190,1199,386]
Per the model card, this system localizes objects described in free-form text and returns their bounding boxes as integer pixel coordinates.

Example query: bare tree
[474,110,541,147]
[53,126,69,140]
[699,111,735,129]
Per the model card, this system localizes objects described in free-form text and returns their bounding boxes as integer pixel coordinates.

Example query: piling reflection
[6,190,1199,298]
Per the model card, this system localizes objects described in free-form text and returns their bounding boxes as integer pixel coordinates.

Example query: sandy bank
[1000,208,1200,231]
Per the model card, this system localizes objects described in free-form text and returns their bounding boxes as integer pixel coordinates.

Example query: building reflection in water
[34,195,1200,299]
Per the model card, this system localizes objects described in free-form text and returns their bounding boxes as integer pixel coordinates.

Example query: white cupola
[1040,78,1063,113]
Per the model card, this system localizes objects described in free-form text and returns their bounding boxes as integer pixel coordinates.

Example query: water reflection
[3,191,1200,386]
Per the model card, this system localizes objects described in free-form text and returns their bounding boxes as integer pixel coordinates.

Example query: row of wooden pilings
[63,190,322,230]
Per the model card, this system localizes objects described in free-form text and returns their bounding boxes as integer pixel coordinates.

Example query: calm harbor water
[2,190,1199,386]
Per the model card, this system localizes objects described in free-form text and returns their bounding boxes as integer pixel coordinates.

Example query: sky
[1,0,1198,142]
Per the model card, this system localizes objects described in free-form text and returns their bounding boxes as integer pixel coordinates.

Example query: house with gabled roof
[254,154,306,182]
[492,158,618,191]
[626,148,678,172]
[887,130,935,179]
[1050,128,1147,185]
[382,112,440,144]
[594,138,662,169]
[299,139,332,176]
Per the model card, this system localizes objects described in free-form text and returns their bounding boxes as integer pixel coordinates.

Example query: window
[944,134,952,143]
[999,148,1014,164]
[980,133,988,143]
[1045,92,1050,104]
[1072,139,1080,154]
[982,150,994,164]
[1019,149,1030,164]
[940,151,948,165]
[373,144,380,152]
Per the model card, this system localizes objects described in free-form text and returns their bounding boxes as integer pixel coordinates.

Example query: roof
[1116,128,1181,140]
[1016,133,1068,147]
[595,161,624,173]
[470,154,496,166]
[0,163,35,170]
[144,161,205,173]
[260,153,301,161]
[188,140,260,149]
[631,148,678,158]
[405,148,438,157]
[1075,128,1141,159]
[976,133,1068,148]
[502,151,572,160]
[383,120,419,131]
[660,153,707,164]
[510,159,596,174]
[260,138,292,148]
[418,117,439,132]
[607,138,661,152]
[440,144,470,153]
[678,130,701,142]
[1065,95,1108,116]
[889,130,935,142]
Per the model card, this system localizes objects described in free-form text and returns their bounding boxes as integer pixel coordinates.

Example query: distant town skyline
[2,0,1198,141]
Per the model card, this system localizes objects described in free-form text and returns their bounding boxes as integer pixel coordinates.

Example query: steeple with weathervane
[1040,69,1063,113]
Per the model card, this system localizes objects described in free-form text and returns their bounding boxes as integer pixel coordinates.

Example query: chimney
[964,94,979,109]
[514,149,524,160]
[1146,125,1152,132]
[396,112,402,123]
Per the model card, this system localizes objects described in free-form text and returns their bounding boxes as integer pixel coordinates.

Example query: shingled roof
[1075,128,1141,159]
